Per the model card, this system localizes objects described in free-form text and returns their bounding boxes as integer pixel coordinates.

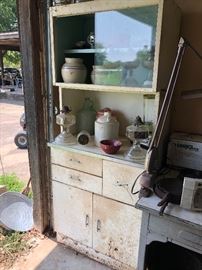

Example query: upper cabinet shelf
[50,0,181,92]
[55,82,155,94]
[50,0,160,18]
[64,48,144,54]
[64,48,102,54]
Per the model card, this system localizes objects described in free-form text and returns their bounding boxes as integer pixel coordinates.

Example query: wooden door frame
[17,0,51,232]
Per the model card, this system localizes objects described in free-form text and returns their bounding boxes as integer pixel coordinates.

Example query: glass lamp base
[126,144,146,161]
[55,131,76,145]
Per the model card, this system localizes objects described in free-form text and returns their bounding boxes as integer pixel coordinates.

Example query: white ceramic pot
[94,111,119,146]
[61,58,87,83]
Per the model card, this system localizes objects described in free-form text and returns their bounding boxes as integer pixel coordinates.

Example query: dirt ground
[0,228,44,270]
[0,99,30,183]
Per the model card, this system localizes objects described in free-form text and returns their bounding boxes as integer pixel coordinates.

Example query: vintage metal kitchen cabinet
[48,0,181,269]
[51,147,142,269]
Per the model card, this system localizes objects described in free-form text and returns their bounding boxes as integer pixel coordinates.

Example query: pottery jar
[61,58,87,83]
[94,111,119,146]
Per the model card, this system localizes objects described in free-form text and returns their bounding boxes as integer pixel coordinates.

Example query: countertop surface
[136,194,202,229]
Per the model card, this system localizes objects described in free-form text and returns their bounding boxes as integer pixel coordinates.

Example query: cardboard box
[167,133,202,171]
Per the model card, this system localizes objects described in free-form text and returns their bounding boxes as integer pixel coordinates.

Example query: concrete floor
[13,238,112,270]
[0,99,30,183]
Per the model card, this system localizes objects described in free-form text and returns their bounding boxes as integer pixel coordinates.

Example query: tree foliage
[0,0,21,68]
[4,51,21,68]
[0,0,18,32]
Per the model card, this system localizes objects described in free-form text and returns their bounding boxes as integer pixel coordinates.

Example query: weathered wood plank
[17,0,51,232]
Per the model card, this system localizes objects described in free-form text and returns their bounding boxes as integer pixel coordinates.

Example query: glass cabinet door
[94,5,158,88]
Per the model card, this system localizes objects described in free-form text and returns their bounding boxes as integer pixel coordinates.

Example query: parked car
[0,68,22,87]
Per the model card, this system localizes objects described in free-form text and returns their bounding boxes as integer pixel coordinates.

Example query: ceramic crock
[94,111,119,146]
[61,58,87,83]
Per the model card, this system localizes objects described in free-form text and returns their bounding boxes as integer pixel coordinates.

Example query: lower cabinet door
[52,181,93,247]
[93,195,141,268]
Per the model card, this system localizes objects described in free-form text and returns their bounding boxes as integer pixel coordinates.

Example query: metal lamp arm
[151,38,186,150]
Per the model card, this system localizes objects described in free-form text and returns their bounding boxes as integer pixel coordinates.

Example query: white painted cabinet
[51,147,142,269]
[52,181,93,247]
[93,195,142,268]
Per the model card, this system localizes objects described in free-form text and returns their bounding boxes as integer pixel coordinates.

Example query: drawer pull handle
[69,158,81,164]
[85,215,89,226]
[115,181,129,187]
[115,181,134,202]
[69,175,81,182]
[97,220,101,232]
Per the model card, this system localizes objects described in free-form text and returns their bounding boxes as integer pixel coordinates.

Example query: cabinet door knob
[97,220,101,232]
[85,215,89,226]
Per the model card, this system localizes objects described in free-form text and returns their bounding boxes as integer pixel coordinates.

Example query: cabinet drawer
[103,160,143,205]
[52,164,102,194]
[51,148,102,177]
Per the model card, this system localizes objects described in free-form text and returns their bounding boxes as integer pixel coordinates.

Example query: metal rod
[148,37,186,151]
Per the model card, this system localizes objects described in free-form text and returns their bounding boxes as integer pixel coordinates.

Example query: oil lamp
[126,116,148,161]
[55,106,76,144]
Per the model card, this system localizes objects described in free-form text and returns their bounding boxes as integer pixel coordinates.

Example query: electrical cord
[131,170,146,195]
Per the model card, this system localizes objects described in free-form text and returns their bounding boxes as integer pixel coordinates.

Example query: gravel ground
[0,99,30,183]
